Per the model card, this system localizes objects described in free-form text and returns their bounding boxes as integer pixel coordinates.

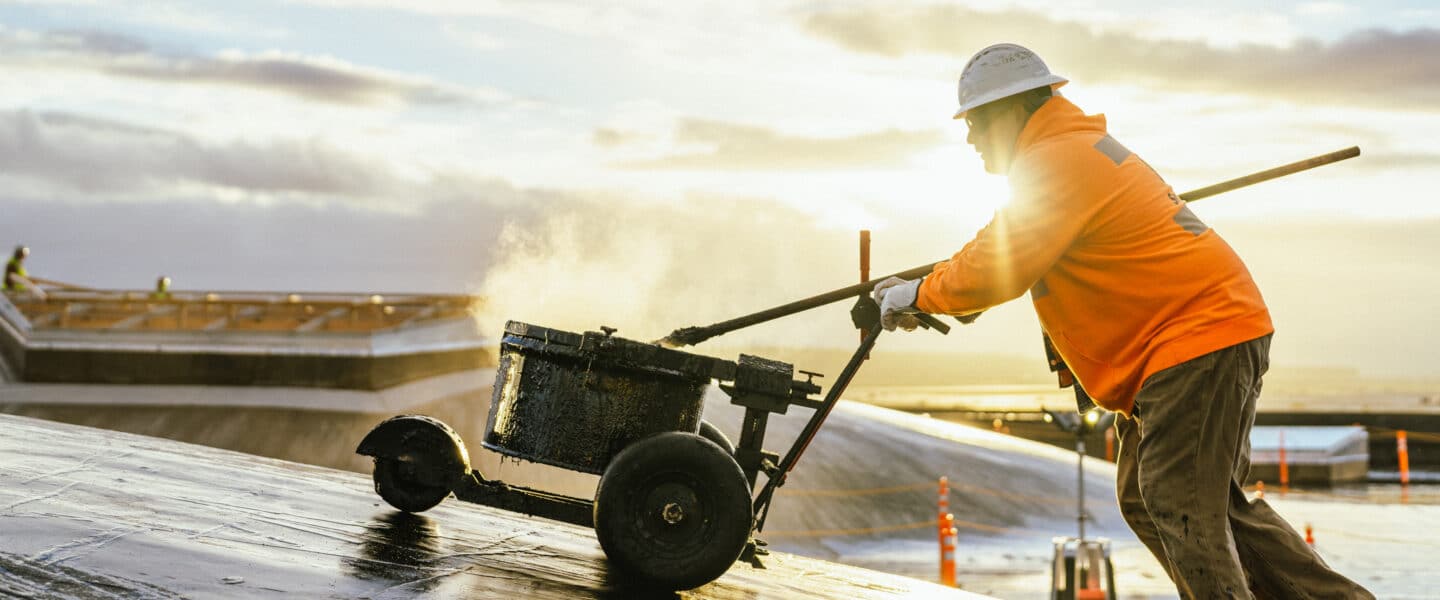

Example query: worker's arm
[6,274,46,299]
[916,148,1099,315]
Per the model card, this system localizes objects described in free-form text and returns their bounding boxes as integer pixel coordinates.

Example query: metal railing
[4,287,481,333]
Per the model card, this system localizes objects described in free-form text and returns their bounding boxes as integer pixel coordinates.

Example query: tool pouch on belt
[1043,333,1096,413]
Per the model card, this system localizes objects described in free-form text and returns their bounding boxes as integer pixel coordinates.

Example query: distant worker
[152,276,172,300]
[4,246,33,292]
[873,43,1371,598]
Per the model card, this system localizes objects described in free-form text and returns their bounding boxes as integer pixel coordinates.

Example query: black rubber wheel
[594,432,752,591]
[373,457,452,513]
[697,420,735,456]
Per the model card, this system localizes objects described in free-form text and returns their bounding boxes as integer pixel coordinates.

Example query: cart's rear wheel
[373,456,452,513]
[697,420,735,456]
[594,432,751,591]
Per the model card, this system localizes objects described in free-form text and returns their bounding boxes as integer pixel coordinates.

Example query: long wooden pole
[657,146,1360,347]
[859,230,870,347]
[1177,146,1358,202]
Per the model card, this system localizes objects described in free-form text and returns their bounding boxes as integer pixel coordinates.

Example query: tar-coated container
[484,321,733,474]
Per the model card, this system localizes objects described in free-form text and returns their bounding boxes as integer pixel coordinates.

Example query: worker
[4,245,31,292]
[151,276,172,300]
[873,43,1371,599]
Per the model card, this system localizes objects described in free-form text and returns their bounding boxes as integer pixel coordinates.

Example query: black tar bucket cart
[357,317,947,591]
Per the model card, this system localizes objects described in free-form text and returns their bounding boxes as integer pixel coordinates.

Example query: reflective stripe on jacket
[916,96,1273,414]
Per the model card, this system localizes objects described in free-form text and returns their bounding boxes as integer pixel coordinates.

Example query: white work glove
[871,276,923,332]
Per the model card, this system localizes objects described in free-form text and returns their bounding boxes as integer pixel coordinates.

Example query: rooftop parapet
[0,288,491,390]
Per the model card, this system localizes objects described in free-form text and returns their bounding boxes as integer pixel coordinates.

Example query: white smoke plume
[470,193,941,351]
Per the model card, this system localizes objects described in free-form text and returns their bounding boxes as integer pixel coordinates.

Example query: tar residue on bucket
[484,321,735,474]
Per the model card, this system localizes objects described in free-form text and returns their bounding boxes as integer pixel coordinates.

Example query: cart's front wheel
[594,432,752,591]
[359,415,470,514]
[373,456,452,513]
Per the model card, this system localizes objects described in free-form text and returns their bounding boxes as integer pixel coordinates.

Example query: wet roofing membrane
[0,414,987,599]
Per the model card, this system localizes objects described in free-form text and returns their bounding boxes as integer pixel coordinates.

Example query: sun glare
[960,170,1014,213]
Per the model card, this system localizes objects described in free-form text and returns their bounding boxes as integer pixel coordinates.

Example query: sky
[0,0,1438,378]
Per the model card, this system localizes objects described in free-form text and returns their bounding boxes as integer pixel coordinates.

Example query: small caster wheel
[358,415,471,514]
[373,456,453,513]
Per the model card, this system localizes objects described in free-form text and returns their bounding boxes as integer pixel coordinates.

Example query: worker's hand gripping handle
[849,295,949,334]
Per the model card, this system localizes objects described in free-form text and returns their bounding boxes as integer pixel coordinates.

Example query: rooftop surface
[0,413,987,599]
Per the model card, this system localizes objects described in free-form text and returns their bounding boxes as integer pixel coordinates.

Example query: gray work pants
[1114,335,1373,599]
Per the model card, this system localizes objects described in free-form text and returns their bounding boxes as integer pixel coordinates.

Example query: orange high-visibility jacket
[916,97,1273,415]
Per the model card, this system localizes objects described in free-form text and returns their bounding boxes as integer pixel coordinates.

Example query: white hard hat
[953,43,1068,119]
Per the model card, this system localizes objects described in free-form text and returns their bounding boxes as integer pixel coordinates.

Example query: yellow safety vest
[3,259,25,291]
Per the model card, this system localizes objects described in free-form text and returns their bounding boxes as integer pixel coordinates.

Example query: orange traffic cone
[939,513,957,587]
[1398,430,1411,485]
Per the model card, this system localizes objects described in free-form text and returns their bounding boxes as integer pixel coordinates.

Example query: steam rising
[471,195,926,349]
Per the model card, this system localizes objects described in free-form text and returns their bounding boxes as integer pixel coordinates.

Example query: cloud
[615,119,944,171]
[441,22,505,51]
[110,51,478,106]
[53,29,150,55]
[591,127,644,148]
[0,28,495,107]
[1297,2,1351,17]
[800,6,1440,110]
[0,108,552,209]
[0,109,399,196]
